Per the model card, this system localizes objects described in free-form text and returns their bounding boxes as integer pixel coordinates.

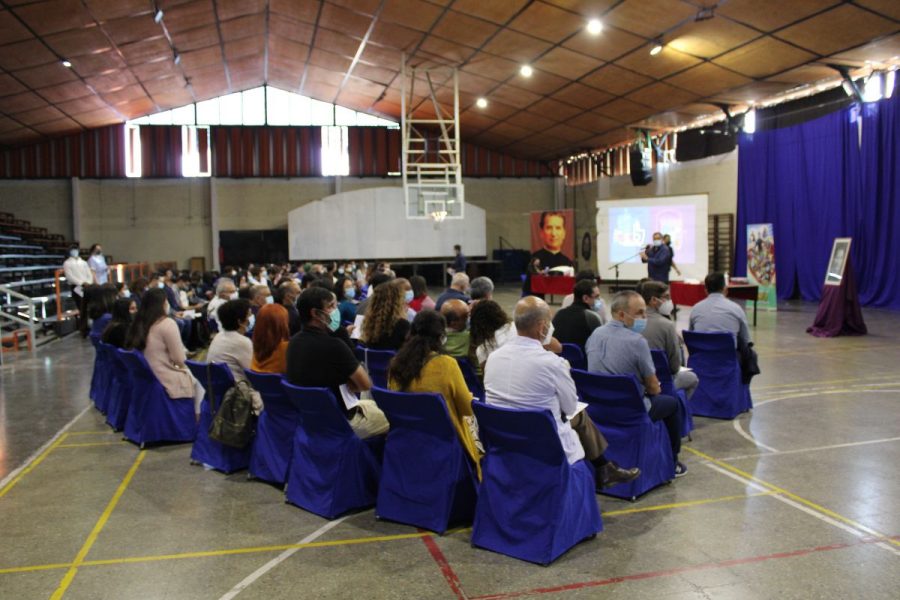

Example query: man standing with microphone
[640,232,673,283]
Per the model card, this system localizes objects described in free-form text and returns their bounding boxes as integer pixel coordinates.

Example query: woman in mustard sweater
[388,310,481,479]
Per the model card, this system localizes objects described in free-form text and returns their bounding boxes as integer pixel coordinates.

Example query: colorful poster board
[746,223,777,310]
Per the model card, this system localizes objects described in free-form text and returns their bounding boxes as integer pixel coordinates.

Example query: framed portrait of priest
[824,237,851,286]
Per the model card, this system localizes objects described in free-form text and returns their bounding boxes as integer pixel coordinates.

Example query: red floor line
[422,535,468,600]
[469,537,891,600]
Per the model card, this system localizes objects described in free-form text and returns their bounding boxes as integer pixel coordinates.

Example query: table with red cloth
[669,281,760,326]
[530,274,575,304]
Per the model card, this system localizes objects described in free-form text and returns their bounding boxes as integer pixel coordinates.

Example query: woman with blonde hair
[251,303,290,374]
[360,281,410,350]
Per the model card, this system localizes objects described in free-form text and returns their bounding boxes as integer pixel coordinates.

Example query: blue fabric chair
[281,382,383,519]
[683,331,753,419]
[470,402,602,565]
[357,347,395,389]
[186,360,251,473]
[106,348,134,431]
[571,370,674,500]
[88,334,109,413]
[455,357,485,402]
[246,370,299,485]
[96,341,123,420]
[560,343,587,371]
[650,349,694,438]
[120,351,197,448]
[370,387,477,534]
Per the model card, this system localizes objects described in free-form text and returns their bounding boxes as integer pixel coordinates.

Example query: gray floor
[1,285,898,599]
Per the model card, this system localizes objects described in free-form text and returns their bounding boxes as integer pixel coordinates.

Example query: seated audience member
[469,276,494,304]
[552,279,604,352]
[355,271,394,316]
[640,281,699,399]
[585,291,687,476]
[388,310,482,479]
[286,287,388,438]
[335,275,359,324]
[393,278,418,321]
[689,272,751,348]
[360,282,411,350]
[205,299,257,395]
[469,299,515,371]
[560,270,606,319]
[484,296,639,488]
[88,284,119,337]
[278,279,302,336]
[251,303,290,374]
[248,284,272,314]
[126,288,205,415]
[435,272,471,311]
[440,299,470,358]
[129,278,148,308]
[522,256,544,298]
[408,275,435,313]
[175,274,204,310]
[207,277,237,329]
[101,297,137,348]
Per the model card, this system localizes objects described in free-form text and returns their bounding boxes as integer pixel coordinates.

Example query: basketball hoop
[430,210,448,223]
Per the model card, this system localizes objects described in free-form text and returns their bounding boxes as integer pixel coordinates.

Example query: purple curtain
[735,92,900,309]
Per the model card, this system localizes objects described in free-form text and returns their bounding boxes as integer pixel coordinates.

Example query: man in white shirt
[484,296,640,488]
[63,246,94,337]
[207,277,237,330]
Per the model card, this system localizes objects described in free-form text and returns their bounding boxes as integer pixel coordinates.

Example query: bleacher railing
[0,284,37,354]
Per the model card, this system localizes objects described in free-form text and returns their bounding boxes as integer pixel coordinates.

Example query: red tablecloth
[530,274,575,296]
[670,282,759,306]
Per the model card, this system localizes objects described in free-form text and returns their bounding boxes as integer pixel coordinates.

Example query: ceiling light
[650,42,663,56]
[586,19,603,35]
[154,9,164,23]
[886,70,896,99]
[61,60,72,68]
[519,64,533,78]
[476,97,488,109]
[174,53,181,65]
[743,109,756,134]
[862,72,883,102]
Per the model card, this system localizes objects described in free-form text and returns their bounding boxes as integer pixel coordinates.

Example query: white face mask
[229,291,239,300]
[542,323,555,346]
[122,289,131,298]
[69,249,79,258]
[265,295,274,304]
[658,299,674,316]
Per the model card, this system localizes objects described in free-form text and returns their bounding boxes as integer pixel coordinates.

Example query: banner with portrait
[746,223,777,310]
[529,209,575,271]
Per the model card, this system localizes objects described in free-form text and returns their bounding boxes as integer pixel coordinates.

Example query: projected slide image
[609,205,695,263]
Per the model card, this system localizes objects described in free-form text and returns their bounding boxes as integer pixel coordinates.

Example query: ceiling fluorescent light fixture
[61,60,72,68]
[586,19,603,35]
[886,70,896,99]
[743,109,756,134]
[862,72,883,102]
[519,64,533,77]
[154,9,164,23]
[650,40,663,56]
[476,97,488,109]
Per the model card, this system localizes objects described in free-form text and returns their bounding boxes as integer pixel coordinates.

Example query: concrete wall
[0,179,73,239]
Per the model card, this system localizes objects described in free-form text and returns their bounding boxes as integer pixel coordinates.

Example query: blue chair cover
[282,382,383,519]
[106,348,134,431]
[470,402,601,565]
[683,331,753,419]
[96,341,122,420]
[455,357,485,402]
[246,370,299,484]
[186,360,251,473]
[120,351,197,448]
[560,343,587,371]
[358,348,395,389]
[650,349,694,437]
[571,370,674,500]
[371,387,477,534]
[88,334,109,413]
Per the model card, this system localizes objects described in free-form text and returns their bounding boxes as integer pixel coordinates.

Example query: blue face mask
[593,298,604,313]
[247,314,255,331]
[345,287,356,300]
[404,290,414,303]
[327,308,341,332]
[265,295,274,305]
[629,318,647,334]
[157,281,165,289]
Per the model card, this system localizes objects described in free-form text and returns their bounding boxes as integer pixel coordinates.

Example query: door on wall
[219,230,288,267]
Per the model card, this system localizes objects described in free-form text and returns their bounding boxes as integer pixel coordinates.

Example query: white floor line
[703,462,900,557]
[0,404,92,490]
[720,435,900,461]
[732,418,778,453]
[217,516,350,600]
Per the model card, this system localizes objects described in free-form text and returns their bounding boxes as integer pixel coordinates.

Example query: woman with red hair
[251,303,290,374]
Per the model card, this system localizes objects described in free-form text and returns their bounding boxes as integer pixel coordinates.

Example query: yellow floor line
[752,374,900,391]
[684,447,900,549]
[0,531,431,576]
[65,430,116,436]
[48,450,146,600]
[0,434,70,498]
[56,441,126,449]
[602,491,775,517]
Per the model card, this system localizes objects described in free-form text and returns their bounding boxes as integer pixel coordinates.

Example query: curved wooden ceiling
[0,0,897,159]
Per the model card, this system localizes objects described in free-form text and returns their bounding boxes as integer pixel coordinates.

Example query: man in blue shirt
[640,232,673,283]
[689,272,751,348]
[450,244,467,274]
[435,272,471,311]
[585,290,686,476]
